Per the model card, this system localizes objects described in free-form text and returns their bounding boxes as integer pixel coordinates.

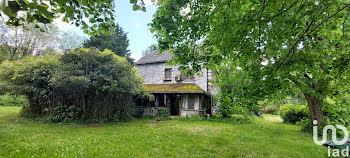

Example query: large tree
[83,24,133,63]
[151,0,350,125]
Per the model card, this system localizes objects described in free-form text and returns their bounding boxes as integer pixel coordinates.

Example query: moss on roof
[144,83,205,93]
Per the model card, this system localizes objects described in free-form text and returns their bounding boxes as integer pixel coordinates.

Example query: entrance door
[169,94,180,116]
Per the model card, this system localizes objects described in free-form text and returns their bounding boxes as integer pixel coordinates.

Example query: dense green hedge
[0,48,146,123]
[279,104,309,124]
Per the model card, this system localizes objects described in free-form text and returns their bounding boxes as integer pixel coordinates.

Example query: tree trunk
[304,94,324,126]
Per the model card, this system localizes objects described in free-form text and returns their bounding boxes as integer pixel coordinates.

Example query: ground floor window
[188,95,197,109]
[155,94,166,107]
[182,94,198,110]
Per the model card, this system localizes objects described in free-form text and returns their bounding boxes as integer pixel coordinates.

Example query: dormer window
[164,68,172,80]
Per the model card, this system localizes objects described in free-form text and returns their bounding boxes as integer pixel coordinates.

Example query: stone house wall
[135,63,211,92]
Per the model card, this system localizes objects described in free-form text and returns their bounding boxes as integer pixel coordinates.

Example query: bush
[322,97,350,127]
[214,94,251,118]
[0,93,28,106]
[19,106,37,118]
[156,108,170,119]
[260,105,279,114]
[279,104,309,124]
[46,104,82,123]
[0,55,58,113]
[297,118,313,133]
[258,96,306,115]
[298,117,349,137]
[0,48,145,123]
[298,97,350,134]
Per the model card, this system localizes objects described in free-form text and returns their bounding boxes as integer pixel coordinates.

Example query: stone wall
[180,110,200,117]
[135,63,210,92]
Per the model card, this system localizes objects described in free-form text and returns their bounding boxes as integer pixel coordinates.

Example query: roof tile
[135,50,172,65]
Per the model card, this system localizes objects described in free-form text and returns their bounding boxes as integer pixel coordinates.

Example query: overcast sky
[54,0,158,61]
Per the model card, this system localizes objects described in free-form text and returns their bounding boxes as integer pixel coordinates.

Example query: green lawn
[0,106,327,157]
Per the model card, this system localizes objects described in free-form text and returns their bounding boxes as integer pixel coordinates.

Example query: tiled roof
[135,50,172,65]
[143,83,205,94]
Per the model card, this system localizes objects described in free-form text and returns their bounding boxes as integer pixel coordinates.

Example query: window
[164,68,172,80]
[182,94,188,109]
[188,95,197,110]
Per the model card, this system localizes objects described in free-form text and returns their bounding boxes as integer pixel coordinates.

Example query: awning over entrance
[143,83,209,95]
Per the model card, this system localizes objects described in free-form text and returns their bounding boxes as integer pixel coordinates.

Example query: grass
[263,113,283,123]
[0,106,328,157]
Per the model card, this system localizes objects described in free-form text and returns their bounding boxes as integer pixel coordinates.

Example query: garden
[0,0,349,157]
[0,106,327,157]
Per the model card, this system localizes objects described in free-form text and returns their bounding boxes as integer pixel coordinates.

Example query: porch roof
[143,83,208,94]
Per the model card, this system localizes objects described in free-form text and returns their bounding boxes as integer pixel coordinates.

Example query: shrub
[19,105,37,118]
[156,108,170,119]
[214,94,251,118]
[260,105,279,114]
[0,55,59,114]
[258,96,306,115]
[46,104,82,123]
[0,93,28,106]
[279,104,309,124]
[0,48,145,123]
[211,114,223,119]
[322,97,350,127]
[298,97,350,134]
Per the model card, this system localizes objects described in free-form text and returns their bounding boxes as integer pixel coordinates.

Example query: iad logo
[313,120,348,145]
[313,120,349,157]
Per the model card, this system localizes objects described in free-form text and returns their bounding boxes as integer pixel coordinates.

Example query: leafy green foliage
[259,95,306,114]
[0,93,28,106]
[0,48,145,123]
[50,48,143,122]
[279,104,309,124]
[299,96,350,133]
[0,54,60,113]
[260,105,279,115]
[156,107,170,119]
[0,0,151,35]
[322,97,350,126]
[151,0,350,124]
[0,0,116,35]
[83,24,133,63]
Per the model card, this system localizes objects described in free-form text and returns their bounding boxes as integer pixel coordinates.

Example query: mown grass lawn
[0,106,327,157]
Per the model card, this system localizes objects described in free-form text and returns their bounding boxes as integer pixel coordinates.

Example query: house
[134,50,216,117]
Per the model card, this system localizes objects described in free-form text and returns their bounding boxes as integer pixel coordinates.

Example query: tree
[0,20,87,60]
[83,24,133,63]
[150,0,350,125]
[57,30,87,53]
[0,21,60,60]
[0,0,149,35]
[142,43,157,56]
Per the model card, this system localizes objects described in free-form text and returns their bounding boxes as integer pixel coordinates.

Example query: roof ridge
[135,50,172,65]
